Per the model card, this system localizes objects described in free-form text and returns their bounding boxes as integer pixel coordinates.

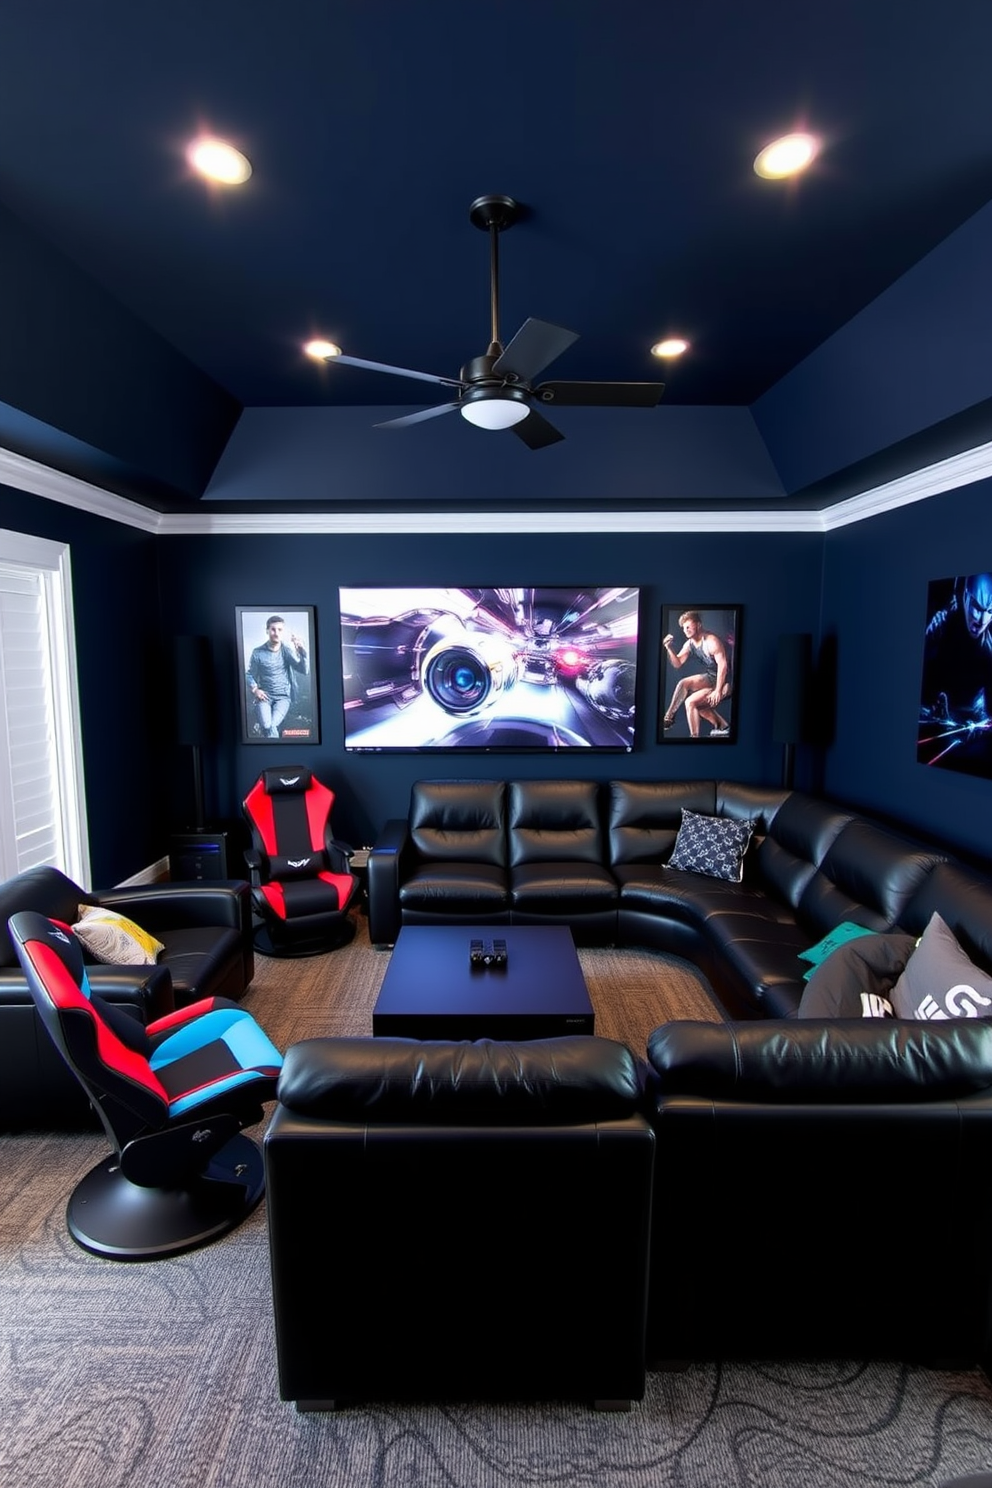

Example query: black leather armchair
[645,1017,992,1368]
[265,1034,655,1410]
[0,865,255,1129]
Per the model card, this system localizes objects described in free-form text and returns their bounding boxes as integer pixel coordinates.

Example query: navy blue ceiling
[0,1,990,511]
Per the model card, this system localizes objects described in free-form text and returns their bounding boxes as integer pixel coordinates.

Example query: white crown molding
[820,437,992,530]
[3,436,992,536]
[154,505,825,535]
[0,447,160,531]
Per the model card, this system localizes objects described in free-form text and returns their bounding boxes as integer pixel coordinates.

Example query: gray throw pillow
[798,931,916,1019]
[667,809,754,883]
[890,911,992,1021]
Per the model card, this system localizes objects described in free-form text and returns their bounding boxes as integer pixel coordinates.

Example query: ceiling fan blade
[332,353,462,389]
[374,403,461,429]
[493,319,579,383]
[534,380,665,408]
[513,407,565,450]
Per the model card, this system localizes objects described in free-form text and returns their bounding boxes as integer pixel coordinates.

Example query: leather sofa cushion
[409,779,507,866]
[798,819,947,937]
[508,780,604,867]
[647,1019,992,1101]
[398,863,509,912]
[277,1034,646,1122]
[715,781,790,837]
[900,860,992,971]
[607,779,717,866]
[754,792,855,911]
[154,925,243,1002]
[510,862,618,913]
[615,867,789,929]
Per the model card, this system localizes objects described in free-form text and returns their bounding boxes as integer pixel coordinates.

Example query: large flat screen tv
[339,586,640,751]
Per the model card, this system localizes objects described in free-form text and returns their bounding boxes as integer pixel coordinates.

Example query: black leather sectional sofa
[368,776,992,1019]
[254,775,992,1389]
[264,1019,992,1397]
[359,776,992,1374]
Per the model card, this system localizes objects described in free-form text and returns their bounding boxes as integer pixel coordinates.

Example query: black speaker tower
[173,634,216,830]
[772,633,813,789]
[170,636,229,879]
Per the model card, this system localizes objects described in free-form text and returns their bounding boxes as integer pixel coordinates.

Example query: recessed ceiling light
[187,137,252,185]
[753,132,819,179]
[304,339,342,360]
[651,338,689,358]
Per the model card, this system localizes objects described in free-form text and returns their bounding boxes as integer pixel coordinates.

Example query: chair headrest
[261,766,313,796]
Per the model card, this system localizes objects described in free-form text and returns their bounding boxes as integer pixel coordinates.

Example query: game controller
[469,937,508,969]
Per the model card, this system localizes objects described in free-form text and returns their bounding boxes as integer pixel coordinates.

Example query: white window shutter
[0,531,90,885]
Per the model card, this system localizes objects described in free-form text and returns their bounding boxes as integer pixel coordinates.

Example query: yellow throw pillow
[74,904,165,965]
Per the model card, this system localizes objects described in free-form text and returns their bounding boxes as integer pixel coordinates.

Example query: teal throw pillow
[798,921,876,980]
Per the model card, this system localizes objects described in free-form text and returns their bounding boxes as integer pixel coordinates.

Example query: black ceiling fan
[315,194,665,449]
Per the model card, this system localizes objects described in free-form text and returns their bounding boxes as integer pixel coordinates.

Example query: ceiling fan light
[460,390,530,429]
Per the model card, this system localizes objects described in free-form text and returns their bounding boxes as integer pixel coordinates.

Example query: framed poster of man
[658,604,740,742]
[237,606,320,744]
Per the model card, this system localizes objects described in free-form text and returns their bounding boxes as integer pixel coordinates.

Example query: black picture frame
[658,604,741,742]
[237,605,319,745]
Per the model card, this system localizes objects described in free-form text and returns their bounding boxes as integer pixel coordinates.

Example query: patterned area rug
[2,912,991,1488]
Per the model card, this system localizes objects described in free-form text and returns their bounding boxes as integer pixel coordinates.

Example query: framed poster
[237,606,319,744]
[917,572,992,776]
[658,604,740,742]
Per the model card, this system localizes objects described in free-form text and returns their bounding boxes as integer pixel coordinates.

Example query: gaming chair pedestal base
[66,1133,266,1260]
[252,915,356,959]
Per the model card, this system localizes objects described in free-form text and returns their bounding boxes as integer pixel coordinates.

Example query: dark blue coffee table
[372,925,595,1040]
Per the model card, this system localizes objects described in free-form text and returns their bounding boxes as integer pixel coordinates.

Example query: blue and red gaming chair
[243,766,359,956]
[8,909,283,1260]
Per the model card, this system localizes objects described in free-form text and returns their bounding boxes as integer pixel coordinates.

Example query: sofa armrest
[93,881,251,934]
[367,819,410,947]
[0,959,174,1019]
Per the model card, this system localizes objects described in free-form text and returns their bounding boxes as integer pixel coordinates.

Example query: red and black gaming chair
[9,910,283,1260]
[242,766,359,957]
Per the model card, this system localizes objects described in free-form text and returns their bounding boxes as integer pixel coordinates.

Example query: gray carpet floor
[2,912,991,1488]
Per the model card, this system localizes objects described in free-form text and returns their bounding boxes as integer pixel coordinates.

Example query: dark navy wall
[820,475,992,862]
[155,527,822,849]
[0,483,165,886]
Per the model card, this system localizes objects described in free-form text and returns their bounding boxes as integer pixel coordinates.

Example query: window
[0,529,89,884]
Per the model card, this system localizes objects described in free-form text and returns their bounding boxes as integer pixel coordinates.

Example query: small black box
[170,832,228,881]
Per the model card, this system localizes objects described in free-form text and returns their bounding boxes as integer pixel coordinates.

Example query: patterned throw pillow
[73,904,164,965]
[667,809,755,883]
[890,911,992,1021]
